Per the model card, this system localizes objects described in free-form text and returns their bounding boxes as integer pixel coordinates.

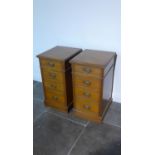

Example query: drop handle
[48,62,55,67]
[83,80,91,86]
[50,73,56,79]
[52,96,58,100]
[83,105,91,109]
[83,67,92,73]
[50,84,56,89]
[83,92,91,97]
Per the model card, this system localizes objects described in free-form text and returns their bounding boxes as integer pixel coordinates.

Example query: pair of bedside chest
[37,46,116,123]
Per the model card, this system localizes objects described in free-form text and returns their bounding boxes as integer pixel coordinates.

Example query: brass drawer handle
[48,62,55,67]
[50,73,56,79]
[83,67,92,73]
[83,92,91,97]
[50,84,56,89]
[52,96,58,100]
[83,105,91,109]
[83,80,91,86]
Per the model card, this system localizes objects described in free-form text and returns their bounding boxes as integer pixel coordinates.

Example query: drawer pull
[83,67,92,73]
[48,62,55,67]
[83,105,91,109]
[83,80,91,86]
[50,84,56,89]
[50,73,56,79]
[52,96,58,100]
[83,92,91,97]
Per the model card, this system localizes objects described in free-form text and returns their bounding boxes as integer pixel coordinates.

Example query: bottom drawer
[45,91,65,105]
[45,100,67,110]
[74,98,99,113]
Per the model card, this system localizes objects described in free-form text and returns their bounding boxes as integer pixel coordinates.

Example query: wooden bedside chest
[37,46,82,112]
[70,49,117,123]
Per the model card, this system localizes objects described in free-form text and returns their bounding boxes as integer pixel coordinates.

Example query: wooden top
[37,46,82,61]
[70,49,116,68]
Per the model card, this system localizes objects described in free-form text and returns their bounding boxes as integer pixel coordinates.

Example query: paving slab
[70,123,121,155]
[33,112,84,155]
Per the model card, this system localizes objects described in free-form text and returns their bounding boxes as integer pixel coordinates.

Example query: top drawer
[40,58,64,72]
[72,64,102,78]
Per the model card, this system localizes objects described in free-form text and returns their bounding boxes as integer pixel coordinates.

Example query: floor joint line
[103,122,121,128]
[33,110,47,123]
[46,111,87,127]
[67,127,86,155]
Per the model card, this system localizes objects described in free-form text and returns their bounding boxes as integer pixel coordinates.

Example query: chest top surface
[70,49,116,68]
[37,46,81,61]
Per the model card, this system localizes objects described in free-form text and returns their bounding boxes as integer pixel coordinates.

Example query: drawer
[74,87,101,102]
[72,74,102,91]
[72,64,102,78]
[42,70,65,82]
[45,91,65,104]
[74,98,99,113]
[40,58,64,71]
[44,82,65,93]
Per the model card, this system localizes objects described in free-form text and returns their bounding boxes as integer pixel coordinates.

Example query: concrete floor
[33,81,121,155]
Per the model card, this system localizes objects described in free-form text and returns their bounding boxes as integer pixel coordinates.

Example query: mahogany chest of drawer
[70,49,116,123]
[37,46,82,112]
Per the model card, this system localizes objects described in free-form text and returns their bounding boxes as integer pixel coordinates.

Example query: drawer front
[72,74,102,91]
[72,64,102,78]
[40,59,64,71]
[45,91,65,104]
[42,71,64,82]
[44,82,65,93]
[74,87,101,102]
[74,98,99,113]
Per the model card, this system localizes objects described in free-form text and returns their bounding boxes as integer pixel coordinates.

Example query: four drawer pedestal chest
[37,46,82,112]
[70,50,116,123]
